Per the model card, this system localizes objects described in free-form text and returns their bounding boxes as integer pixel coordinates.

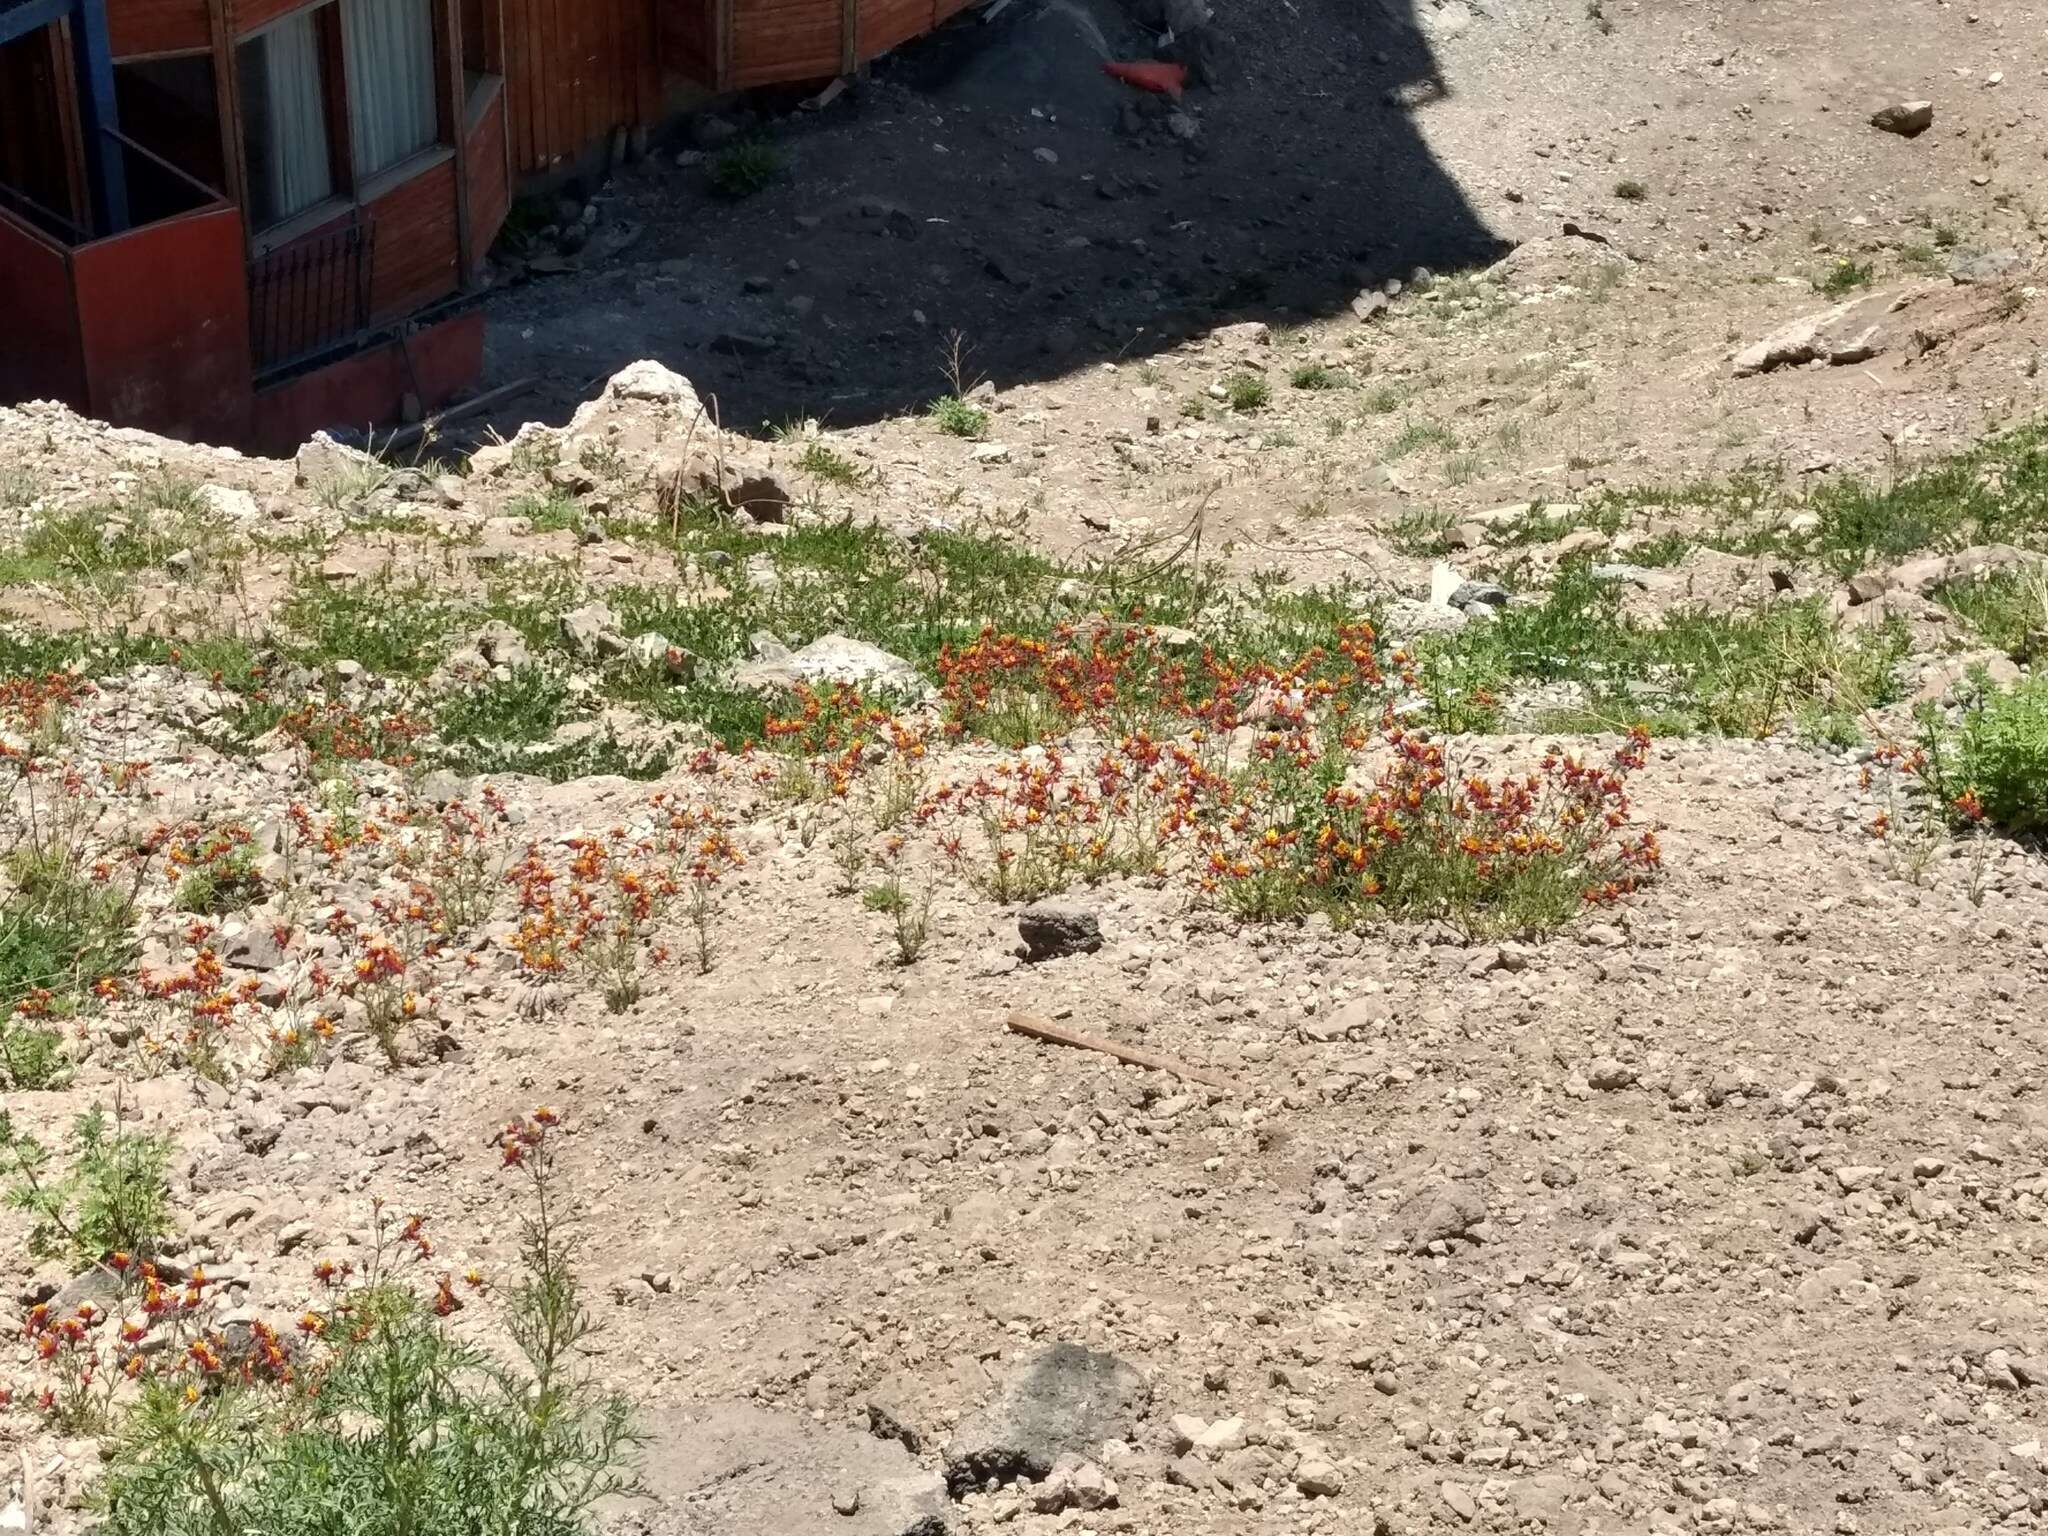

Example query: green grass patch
[1932,563,2047,658]
[1424,564,1909,744]
[927,397,989,440]
[1223,374,1271,412]
[1385,419,1458,460]
[1815,257,1875,298]
[796,442,872,487]
[1289,364,1342,391]
[277,571,465,681]
[709,141,786,199]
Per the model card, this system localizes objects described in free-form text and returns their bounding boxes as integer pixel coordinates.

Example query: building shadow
[484,0,1509,435]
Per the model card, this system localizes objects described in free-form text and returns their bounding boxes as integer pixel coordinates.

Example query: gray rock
[1732,286,1930,376]
[558,601,621,659]
[1018,902,1103,962]
[1408,1184,1488,1253]
[628,631,695,679]
[417,769,471,807]
[732,634,923,695]
[1587,1057,1637,1091]
[1350,289,1390,322]
[1948,247,2022,285]
[224,927,289,973]
[1448,580,1510,609]
[294,431,378,492]
[1295,1456,1344,1497]
[1869,100,1934,137]
[943,1342,1150,1494]
[474,620,531,668]
[1030,1454,1118,1512]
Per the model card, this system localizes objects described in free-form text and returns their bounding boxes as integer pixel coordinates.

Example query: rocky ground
[2,1,2048,1534]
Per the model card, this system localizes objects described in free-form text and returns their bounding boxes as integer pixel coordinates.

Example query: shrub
[709,141,785,199]
[1290,364,1341,391]
[2,1106,173,1267]
[1223,373,1271,412]
[1613,179,1648,202]
[797,441,871,488]
[1934,675,2048,834]
[1815,258,1874,298]
[927,396,989,440]
[84,1112,641,1536]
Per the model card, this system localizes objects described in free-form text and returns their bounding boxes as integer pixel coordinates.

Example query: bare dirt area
[2,2,2048,1535]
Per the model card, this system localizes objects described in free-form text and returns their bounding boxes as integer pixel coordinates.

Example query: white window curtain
[341,0,438,178]
[252,10,334,225]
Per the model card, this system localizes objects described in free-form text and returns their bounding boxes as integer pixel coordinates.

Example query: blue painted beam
[0,0,73,48]
[68,0,128,235]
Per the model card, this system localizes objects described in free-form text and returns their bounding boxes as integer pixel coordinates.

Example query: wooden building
[0,0,961,448]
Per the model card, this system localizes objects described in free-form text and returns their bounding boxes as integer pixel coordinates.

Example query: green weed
[928,397,989,440]
[1223,373,1271,412]
[709,141,786,199]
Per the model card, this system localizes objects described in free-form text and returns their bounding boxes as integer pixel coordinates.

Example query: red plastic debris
[1103,60,1187,100]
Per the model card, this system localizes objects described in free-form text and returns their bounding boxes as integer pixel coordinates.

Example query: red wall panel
[729,0,840,88]
[859,0,933,61]
[0,218,87,409]
[249,307,481,452]
[231,0,316,36]
[70,203,252,443]
[464,82,511,267]
[656,0,713,89]
[499,0,654,175]
[108,0,212,57]
[362,156,460,320]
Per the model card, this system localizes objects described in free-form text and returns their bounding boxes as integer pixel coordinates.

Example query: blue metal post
[68,0,128,235]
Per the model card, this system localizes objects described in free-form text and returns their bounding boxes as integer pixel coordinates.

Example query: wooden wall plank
[463,79,508,260]
[362,154,458,318]
[107,0,211,58]
[729,0,839,88]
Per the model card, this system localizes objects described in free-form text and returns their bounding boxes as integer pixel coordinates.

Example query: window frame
[234,0,452,250]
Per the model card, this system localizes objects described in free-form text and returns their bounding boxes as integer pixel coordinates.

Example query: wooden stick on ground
[1006,1012,1244,1094]
[381,377,537,453]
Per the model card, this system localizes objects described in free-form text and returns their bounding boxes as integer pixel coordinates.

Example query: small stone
[1442,1481,1479,1522]
[1018,902,1103,961]
[1869,100,1934,137]
[1834,1165,1882,1194]
[559,600,621,659]
[1193,1416,1246,1455]
[831,1484,861,1516]
[1587,1057,1637,1091]
[1408,1185,1488,1253]
[1295,1457,1343,1497]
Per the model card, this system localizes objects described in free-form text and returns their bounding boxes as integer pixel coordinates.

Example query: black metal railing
[248,218,375,378]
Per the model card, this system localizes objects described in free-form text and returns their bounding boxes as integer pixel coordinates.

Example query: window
[341,0,438,178]
[115,55,225,199]
[237,10,336,229]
